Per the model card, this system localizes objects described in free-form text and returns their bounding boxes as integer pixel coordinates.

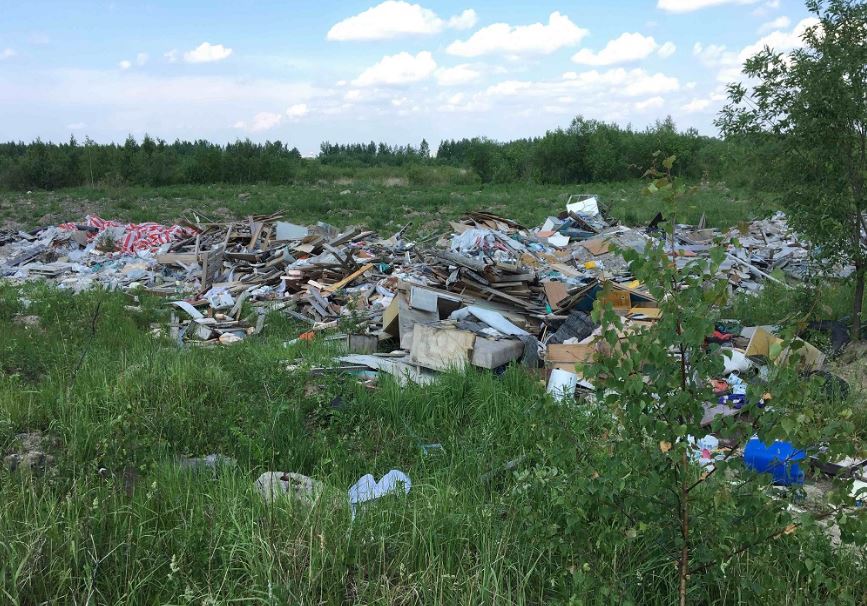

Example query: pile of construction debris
[0,197,844,385]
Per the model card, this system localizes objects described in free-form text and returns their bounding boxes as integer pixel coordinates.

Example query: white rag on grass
[348,469,411,520]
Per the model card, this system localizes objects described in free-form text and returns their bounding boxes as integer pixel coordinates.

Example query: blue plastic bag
[744,437,805,485]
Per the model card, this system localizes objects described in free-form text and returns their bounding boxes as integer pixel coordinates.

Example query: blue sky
[0,0,815,154]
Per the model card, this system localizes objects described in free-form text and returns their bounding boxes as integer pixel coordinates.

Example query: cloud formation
[183,42,232,64]
[327,1,476,41]
[571,33,662,66]
[353,51,437,86]
[658,0,759,13]
[758,15,791,33]
[657,41,677,58]
[447,12,588,57]
[738,17,817,63]
[0,48,16,60]
[286,103,309,120]
[435,64,481,86]
[635,96,665,111]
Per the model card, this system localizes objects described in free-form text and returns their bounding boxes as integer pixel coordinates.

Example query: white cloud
[571,32,659,66]
[0,68,323,131]
[447,9,477,30]
[118,53,148,70]
[692,17,816,86]
[692,42,732,67]
[484,68,679,100]
[758,16,790,33]
[327,2,476,41]
[486,80,532,96]
[66,122,87,130]
[237,111,283,132]
[635,96,665,111]
[164,49,178,63]
[353,51,437,86]
[435,64,480,86]
[738,17,818,62]
[183,42,232,64]
[682,98,711,112]
[694,17,819,85]
[752,0,780,16]
[658,0,759,13]
[434,67,682,123]
[622,71,680,96]
[0,48,16,60]
[657,41,676,58]
[446,12,588,57]
[286,103,309,120]
[437,90,488,113]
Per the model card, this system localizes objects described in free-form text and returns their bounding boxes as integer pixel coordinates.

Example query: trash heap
[0,198,844,371]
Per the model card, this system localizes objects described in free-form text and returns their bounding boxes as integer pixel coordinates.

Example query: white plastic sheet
[547,368,578,402]
[203,286,235,310]
[566,196,600,217]
[348,469,411,519]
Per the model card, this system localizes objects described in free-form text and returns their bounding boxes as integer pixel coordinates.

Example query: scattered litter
[177,453,236,474]
[744,437,806,486]
[2,431,56,474]
[348,469,411,519]
[255,471,326,506]
[547,368,579,402]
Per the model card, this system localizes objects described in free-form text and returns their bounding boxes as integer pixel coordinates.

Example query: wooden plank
[248,221,265,249]
[598,289,631,310]
[463,279,534,309]
[489,272,535,283]
[580,237,611,256]
[547,343,595,365]
[156,252,198,266]
[323,243,352,268]
[628,307,662,320]
[381,296,400,337]
[200,245,225,292]
[543,281,568,308]
[328,227,361,247]
[322,263,374,293]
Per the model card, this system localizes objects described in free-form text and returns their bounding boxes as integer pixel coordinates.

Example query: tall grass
[0,284,864,604]
[0,179,773,236]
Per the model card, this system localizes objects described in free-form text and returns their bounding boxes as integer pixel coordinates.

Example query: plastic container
[743,437,806,485]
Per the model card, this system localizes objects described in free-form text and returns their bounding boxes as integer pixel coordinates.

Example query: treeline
[437,117,726,183]
[0,115,731,190]
[0,137,306,190]
[318,140,432,166]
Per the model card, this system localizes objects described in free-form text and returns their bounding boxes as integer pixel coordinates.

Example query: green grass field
[2,182,865,604]
[0,179,772,235]
[1,284,863,604]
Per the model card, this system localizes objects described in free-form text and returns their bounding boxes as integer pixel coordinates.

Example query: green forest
[0,116,734,190]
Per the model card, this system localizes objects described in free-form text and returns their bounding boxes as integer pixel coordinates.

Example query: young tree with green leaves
[586,156,863,604]
[717,0,867,339]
